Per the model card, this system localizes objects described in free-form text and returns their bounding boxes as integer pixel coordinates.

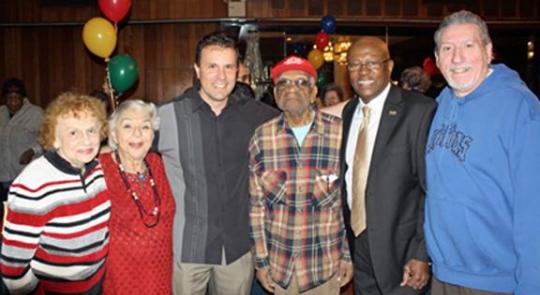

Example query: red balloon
[99,0,132,22]
[315,32,330,50]
[423,57,438,77]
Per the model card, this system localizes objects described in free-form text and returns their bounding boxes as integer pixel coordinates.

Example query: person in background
[99,100,175,295]
[399,66,432,95]
[157,32,278,295]
[425,10,540,295]
[0,78,43,202]
[1,92,109,294]
[249,56,353,295]
[237,59,256,101]
[238,60,252,86]
[320,83,349,118]
[321,83,345,107]
[341,37,435,294]
[235,82,257,101]
[260,86,279,109]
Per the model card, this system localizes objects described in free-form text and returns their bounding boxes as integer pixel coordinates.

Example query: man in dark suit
[340,36,436,294]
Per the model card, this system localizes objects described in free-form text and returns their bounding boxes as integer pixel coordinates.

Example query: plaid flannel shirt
[249,111,351,293]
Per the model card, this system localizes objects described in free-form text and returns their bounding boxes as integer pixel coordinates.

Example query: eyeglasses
[275,78,313,91]
[346,59,390,72]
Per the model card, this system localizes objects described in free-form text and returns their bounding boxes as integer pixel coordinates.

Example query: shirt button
[296,208,303,213]
[298,187,304,193]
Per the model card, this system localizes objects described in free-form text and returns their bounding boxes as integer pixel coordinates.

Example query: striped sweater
[1,151,110,294]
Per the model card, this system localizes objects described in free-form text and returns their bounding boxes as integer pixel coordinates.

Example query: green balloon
[108,54,138,93]
[316,71,328,89]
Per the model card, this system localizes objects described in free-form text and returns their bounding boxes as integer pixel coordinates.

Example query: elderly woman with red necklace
[99,100,175,294]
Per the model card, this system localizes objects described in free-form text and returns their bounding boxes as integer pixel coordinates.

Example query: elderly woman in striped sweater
[1,92,110,294]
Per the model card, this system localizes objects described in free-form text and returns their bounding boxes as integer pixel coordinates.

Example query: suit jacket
[340,86,436,294]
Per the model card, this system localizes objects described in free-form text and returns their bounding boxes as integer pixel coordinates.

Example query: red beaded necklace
[115,152,161,228]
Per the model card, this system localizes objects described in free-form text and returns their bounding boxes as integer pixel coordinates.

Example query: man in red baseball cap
[270,55,318,84]
[249,56,353,295]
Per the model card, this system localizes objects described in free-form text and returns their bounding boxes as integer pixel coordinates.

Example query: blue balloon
[320,15,336,34]
[291,42,307,57]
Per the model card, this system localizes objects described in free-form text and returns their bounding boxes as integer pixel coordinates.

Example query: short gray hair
[434,10,491,52]
[108,99,160,150]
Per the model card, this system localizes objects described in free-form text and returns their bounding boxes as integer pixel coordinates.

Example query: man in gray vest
[157,32,278,295]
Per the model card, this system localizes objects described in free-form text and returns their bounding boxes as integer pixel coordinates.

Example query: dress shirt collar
[187,82,250,114]
[354,83,391,117]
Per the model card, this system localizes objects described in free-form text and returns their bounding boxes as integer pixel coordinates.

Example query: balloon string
[108,88,117,112]
[105,66,117,112]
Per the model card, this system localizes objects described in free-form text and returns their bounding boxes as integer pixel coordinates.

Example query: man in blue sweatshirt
[425,10,540,295]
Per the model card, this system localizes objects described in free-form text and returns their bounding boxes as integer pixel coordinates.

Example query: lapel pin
[388,110,398,116]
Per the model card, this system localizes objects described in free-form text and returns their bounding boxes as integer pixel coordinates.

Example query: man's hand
[19,149,35,165]
[400,259,430,290]
[256,268,275,293]
[336,260,353,287]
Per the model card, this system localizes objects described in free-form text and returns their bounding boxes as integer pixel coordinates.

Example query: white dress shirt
[345,84,391,207]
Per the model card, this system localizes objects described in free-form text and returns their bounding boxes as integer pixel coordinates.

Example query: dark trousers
[353,231,427,295]
[251,278,272,295]
[353,231,383,295]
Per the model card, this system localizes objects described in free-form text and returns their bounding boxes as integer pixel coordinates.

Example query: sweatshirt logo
[427,123,473,162]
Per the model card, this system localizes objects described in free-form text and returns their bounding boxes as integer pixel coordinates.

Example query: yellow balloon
[82,17,117,58]
[308,49,324,69]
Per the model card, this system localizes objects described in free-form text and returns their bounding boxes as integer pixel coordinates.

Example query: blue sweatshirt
[424,64,540,294]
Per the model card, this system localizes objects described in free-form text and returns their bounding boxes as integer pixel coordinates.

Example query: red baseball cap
[271,56,317,83]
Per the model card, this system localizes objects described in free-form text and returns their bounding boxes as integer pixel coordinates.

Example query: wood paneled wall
[0,0,227,22]
[2,0,538,23]
[1,23,218,106]
[247,0,540,20]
